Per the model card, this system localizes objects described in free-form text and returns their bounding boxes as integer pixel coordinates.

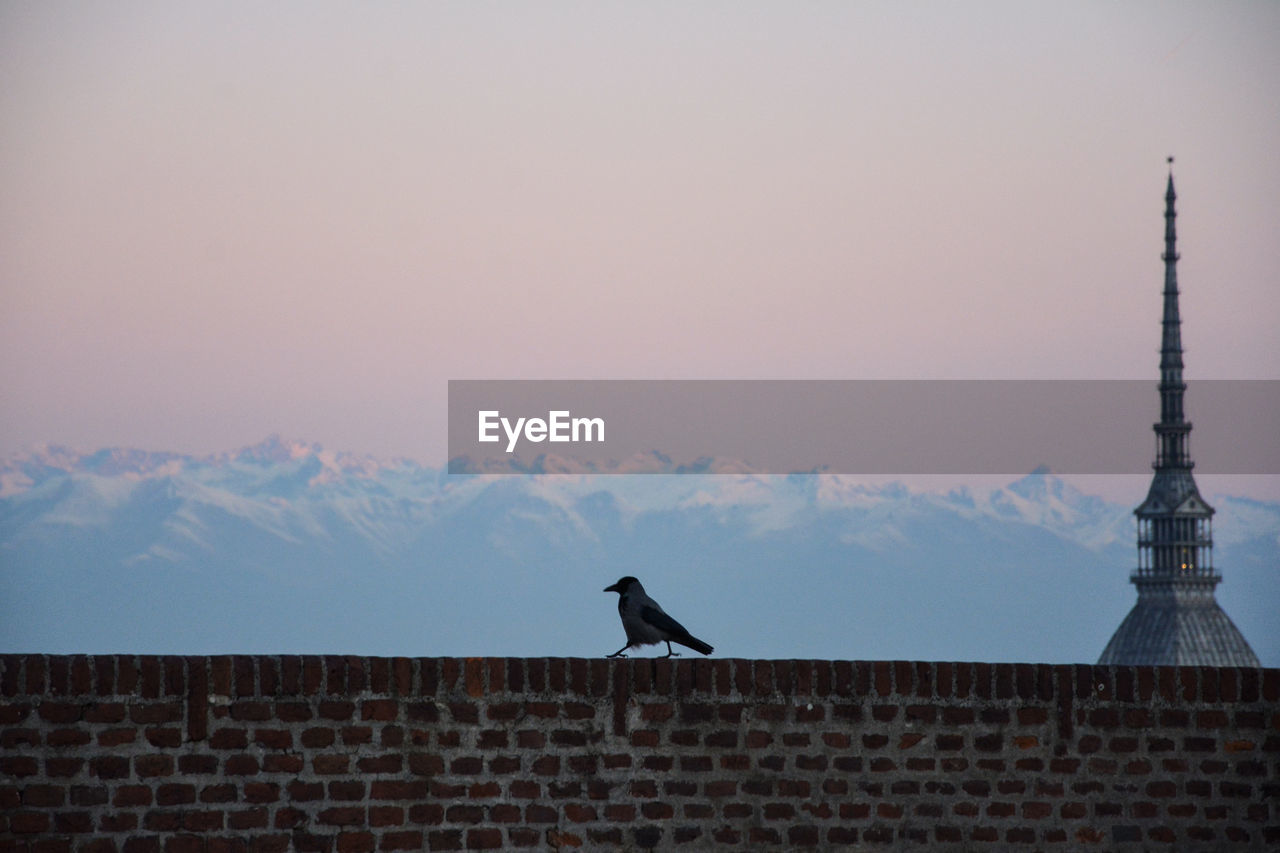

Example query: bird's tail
[678,634,714,656]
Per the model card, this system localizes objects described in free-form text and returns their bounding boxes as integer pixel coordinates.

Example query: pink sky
[2,2,1278,492]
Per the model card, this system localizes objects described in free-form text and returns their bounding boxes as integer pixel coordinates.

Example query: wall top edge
[3,654,1276,704]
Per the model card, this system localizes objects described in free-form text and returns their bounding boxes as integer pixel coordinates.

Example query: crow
[603,576,713,658]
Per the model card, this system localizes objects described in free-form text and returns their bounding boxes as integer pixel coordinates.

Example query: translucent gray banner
[447,380,1280,475]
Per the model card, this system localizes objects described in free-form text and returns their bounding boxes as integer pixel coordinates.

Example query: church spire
[1098,162,1259,666]
[1156,159,1189,465]
[1138,159,1211,581]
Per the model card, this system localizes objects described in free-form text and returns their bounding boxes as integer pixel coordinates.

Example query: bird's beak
[603,583,619,593]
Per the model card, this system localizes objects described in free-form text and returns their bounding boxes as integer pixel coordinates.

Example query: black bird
[603,576,713,658]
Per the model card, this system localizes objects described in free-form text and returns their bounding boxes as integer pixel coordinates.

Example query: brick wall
[1,656,1276,850]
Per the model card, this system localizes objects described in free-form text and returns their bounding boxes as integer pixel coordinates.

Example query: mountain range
[2,435,1276,664]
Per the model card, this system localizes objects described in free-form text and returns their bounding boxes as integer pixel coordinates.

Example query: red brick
[98,727,136,747]
[223,754,260,775]
[17,784,63,807]
[67,655,93,693]
[155,784,196,806]
[196,783,234,803]
[36,702,81,724]
[263,754,302,774]
[254,728,292,750]
[295,656,321,695]
[1075,826,1106,844]
[445,755,479,775]
[329,781,365,801]
[1262,669,1279,702]
[537,659,563,695]
[82,702,126,723]
[273,701,310,723]
[301,727,335,748]
[754,660,774,695]
[406,752,444,776]
[318,807,365,826]
[483,755,518,776]
[495,778,537,801]
[1197,710,1229,729]
[270,807,306,831]
[788,825,821,846]
[211,727,248,749]
[145,726,182,748]
[320,656,345,694]
[134,755,173,778]
[313,754,349,774]
[143,809,182,832]
[444,702,476,726]
[362,699,398,721]
[64,785,105,808]
[204,656,230,699]
[0,656,20,697]
[182,659,207,746]
[11,810,52,833]
[749,827,781,845]
[334,832,374,853]
[257,656,278,696]
[19,657,48,696]
[177,754,218,774]
[356,754,401,774]
[182,810,224,831]
[319,700,355,720]
[44,655,71,695]
[463,780,497,799]
[238,782,277,804]
[285,780,322,802]
[379,831,423,851]
[369,806,404,827]
[131,702,182,724]
[422,830,459,851]
[39,727,86,748]
[345,656,367,693]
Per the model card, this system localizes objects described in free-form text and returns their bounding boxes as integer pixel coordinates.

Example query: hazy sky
[3,1,1278,465]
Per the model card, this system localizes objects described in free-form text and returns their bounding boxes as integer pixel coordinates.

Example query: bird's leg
[606,645,630,658]
[662,641,681,659]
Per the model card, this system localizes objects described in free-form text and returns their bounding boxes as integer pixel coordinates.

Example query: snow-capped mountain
[2,437,1276,664]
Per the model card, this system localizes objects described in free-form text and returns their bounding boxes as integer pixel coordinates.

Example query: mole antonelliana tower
[1097,164,1259,667]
